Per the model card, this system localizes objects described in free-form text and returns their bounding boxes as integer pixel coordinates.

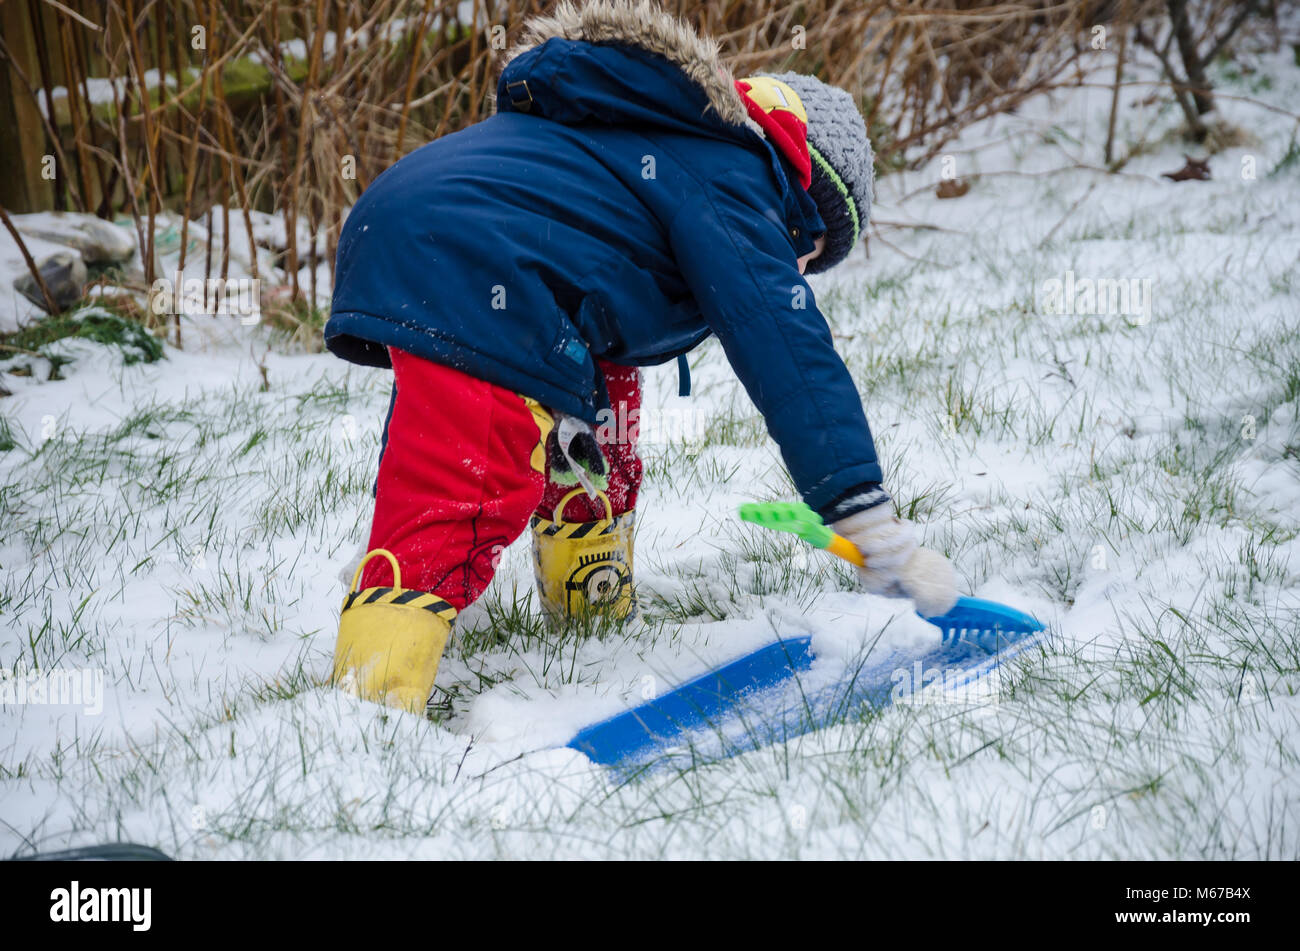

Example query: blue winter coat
[325,31,883,516]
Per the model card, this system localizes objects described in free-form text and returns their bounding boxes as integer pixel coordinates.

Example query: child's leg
[531,359,642,620]
[361,347,552,610]
[334,347,550,711]
[536,359,643,521]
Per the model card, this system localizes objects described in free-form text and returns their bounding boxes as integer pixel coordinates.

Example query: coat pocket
[540,309,596,398]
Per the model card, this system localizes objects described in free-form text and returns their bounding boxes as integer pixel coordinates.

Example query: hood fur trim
[502,0,752,128]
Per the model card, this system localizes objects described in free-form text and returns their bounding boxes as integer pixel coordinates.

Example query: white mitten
[833,505,917,594]
[833,506,958,617]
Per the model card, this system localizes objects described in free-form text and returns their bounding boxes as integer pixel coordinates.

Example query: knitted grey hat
[761,72,874,273]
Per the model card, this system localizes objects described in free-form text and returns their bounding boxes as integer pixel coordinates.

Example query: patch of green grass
[0,415,17,452]
[263,297,329,353]
[691,397,768,449]
[0,304,164,379]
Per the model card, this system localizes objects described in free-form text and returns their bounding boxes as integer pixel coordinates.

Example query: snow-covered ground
[2,48,1298,859]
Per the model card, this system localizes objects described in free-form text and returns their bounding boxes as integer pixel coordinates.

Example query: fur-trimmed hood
[500,0,752,129]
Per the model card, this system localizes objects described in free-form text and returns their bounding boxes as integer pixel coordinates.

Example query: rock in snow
[14,251,88,313]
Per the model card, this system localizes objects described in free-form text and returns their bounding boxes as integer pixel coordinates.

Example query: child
[324,0,956,712]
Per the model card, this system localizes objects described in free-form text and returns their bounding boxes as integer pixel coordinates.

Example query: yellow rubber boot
[531,489,635,622]
[332,549,457,714]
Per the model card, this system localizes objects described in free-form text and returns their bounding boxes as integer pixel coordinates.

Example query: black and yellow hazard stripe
[342,586,458,620]
[531,514,623,538]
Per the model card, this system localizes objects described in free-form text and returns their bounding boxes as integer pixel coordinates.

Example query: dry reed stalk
[11,0,1262,356]
[69,3,113,215]
[122,0,163,288]
[1106,0,1132,166]
[0,203,62,315]
[174,0,217,345]
[56,12,95,208]
[101,7,149,271]
[285,0,329,301]
[25,0,69,209]
[393,0,434,162]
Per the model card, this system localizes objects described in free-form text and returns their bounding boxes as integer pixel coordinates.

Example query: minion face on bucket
[530,500,636,622]
[565,550,631,615]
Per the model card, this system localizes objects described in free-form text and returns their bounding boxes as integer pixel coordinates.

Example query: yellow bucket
[530,489,635,621]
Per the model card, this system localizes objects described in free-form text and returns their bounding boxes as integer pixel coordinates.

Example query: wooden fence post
[0,0,54,213]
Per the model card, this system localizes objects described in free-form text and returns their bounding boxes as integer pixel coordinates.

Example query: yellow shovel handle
[825,533,866,567]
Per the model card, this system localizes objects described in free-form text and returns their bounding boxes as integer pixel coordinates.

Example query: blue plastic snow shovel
[564,503,1045,776]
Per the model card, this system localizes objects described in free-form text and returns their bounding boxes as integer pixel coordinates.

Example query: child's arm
[669,169,883,522]
[671,170,956,611]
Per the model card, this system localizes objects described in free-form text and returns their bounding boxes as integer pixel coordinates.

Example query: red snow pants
[359,346,642,610]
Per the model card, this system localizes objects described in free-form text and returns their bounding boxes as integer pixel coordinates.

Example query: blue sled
[566,597,1045,777]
